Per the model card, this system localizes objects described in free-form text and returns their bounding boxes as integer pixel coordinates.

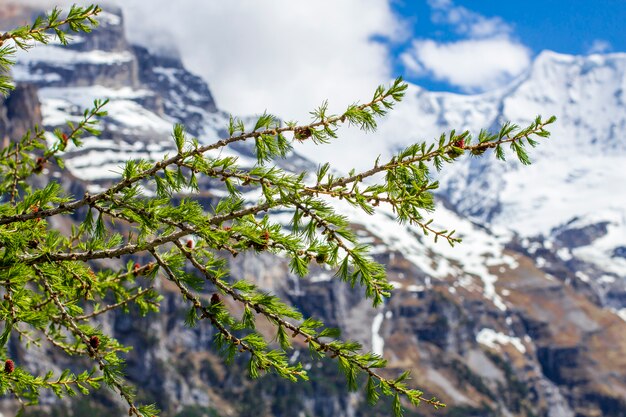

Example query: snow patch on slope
[371,312,385,356]
[16,47,133,67]
[476,328,526,353]
[38,85,171,132]
[568,210,626,277]
[335,199,513,311]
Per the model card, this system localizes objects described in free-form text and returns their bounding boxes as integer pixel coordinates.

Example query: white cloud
[399,0,531,92]
[12,0,530,168]
[428,0,512,38]
[11,0,411,170]
[18,1,530,106]
[587,39,612,54]
[401,37,530,92]
[17,0,406,122]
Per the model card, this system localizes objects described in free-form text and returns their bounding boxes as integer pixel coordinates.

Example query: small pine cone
[4,359,14,374]
[133,263,141,276]
[186,239,194,249]
[315,253,327,264]
[210,293,221,305]
[34,157,46,174]
[454,139,465,149]
[61,133,69,143]
[294,127,312,140]
[89,335,100,350]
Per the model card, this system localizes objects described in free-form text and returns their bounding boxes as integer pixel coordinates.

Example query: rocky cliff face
[0,84,42,142]
[2,6,626,417]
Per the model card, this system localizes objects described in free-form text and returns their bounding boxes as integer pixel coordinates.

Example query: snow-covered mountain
[4,6,626,417]
[361,51,626,234]
[360,50,626,309]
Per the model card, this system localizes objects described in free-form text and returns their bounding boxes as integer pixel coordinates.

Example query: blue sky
[391,0,626,92]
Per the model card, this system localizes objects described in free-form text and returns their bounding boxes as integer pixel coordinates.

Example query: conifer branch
[0,5,557,415]
[19,229,189,265]
[175,237,443,409]
[33,265,150,417]
[74,287,156,321]
[0,80,405,226]
[0,6,101,47]
[316,118,554,192]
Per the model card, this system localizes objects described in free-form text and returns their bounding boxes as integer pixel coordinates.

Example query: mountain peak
[531,50,626,76]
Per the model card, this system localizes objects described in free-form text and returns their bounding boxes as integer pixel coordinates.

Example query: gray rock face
[71,7,130,54]
[12,8,139,90]
[132,45,218,135]
[552,220,610,249]
[0,83,42,141]
[613,246,626,259]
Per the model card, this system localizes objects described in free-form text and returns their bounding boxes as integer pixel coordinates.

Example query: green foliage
[0,5,555,417]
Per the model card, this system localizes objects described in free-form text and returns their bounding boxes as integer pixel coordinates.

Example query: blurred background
[1,1,625,416]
